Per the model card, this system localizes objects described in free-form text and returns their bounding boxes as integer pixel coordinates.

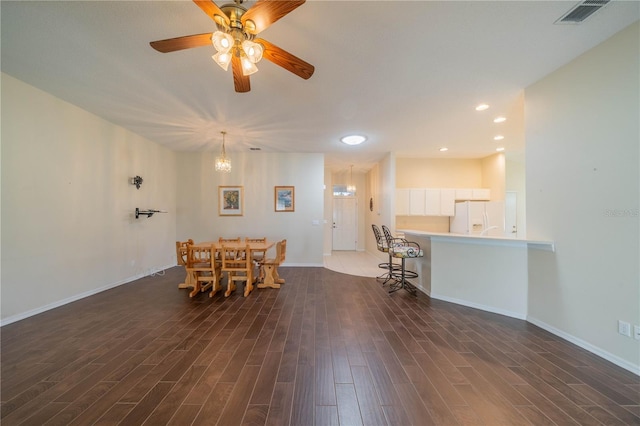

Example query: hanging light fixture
[211,27,264,77]
[347,165,356,193]
[215,131,231,173]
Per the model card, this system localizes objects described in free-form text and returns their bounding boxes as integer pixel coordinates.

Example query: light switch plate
[618,320,631,337]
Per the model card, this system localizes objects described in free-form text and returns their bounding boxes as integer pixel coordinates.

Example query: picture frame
[274,186,295,212]
[219,186,243,216]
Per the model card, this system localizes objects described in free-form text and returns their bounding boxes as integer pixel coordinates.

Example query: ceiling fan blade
[231,55,251,93]
[256,38,314,80]
[192,0,230,27]
[150,33,212,53]
[242,0,305,35]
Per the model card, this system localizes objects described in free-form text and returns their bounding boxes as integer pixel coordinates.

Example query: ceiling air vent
[555,0,610,24]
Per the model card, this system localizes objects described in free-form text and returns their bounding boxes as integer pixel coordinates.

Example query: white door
[333,197,357,250]
[505,191,518,238]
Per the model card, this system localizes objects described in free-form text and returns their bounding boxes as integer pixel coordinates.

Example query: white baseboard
[415,283,639,377]
[1,263,175,327]
[429,291,527,320]
[527,316,640,377]
[282,262,324,267]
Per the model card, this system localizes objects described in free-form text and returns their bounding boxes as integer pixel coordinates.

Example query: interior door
[333,197,357,250]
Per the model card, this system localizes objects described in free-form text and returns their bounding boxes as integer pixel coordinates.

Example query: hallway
[323,250,384,278]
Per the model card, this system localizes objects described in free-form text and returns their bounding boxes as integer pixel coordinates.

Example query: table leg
[258,264,281,289]
[178,269,194,289]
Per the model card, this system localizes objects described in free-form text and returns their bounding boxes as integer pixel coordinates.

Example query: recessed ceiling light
[475,104,490,111]
[493,116,506,123]
[494,135,504,140]
[496,147,505,152]
[340,135,366,145]
[439,147,448,152]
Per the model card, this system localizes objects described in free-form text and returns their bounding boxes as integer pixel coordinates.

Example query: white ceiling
[2,1,638,172]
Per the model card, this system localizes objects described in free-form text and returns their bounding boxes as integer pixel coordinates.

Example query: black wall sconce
[130,176,143,189]
[135,208,166,219]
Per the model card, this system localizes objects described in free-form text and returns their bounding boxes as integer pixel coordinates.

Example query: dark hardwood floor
[2,266,639,425]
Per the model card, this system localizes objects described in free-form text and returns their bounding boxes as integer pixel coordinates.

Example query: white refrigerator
[449,201,505,237]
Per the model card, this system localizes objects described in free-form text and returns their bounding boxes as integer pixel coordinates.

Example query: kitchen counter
[398,229,555,251]
[397,229,554,319]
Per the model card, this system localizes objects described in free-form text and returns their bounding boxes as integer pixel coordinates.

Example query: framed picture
[275,186,295,212]
[219,186,243,216]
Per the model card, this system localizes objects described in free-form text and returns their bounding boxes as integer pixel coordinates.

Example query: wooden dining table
[183,240,276,297]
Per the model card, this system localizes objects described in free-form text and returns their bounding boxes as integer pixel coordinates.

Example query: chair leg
[376,252,401,285]
[388,258,417,296]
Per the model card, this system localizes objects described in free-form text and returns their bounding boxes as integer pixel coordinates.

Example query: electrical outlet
[618,320,631,337]
[634,325,640,340]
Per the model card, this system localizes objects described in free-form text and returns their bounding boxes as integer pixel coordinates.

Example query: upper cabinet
[396,188,490,216]
[396,189,410,215]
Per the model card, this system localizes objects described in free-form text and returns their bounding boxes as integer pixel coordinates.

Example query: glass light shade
[346,184,357,193]
[241,56,258,76]
[212,51,231,71]
[340,135,366,145]
[212,31,234,53]
[215,156,231,173]
[242,40,263,63]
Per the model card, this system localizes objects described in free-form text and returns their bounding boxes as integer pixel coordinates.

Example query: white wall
[1,73,177,324]
[176,151,324,266]
[526,22,639,373]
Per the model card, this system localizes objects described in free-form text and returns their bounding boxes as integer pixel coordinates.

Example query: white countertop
[398,229,555,251]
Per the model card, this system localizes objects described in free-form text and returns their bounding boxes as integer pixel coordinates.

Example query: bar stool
[388,240,423,296]
[372,224,400,285]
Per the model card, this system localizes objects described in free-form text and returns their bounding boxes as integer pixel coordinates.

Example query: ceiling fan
[150,0,315,93]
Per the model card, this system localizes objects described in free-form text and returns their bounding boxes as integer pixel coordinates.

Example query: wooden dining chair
[258,239,286,289]
[176,239,194,289]
[186,244,221,298]
[221,244,253,297]
[218,237,241,260]
[245,236,267,267]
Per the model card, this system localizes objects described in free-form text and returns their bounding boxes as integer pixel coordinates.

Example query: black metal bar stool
[388,240,423,296]
[372,224,400,285]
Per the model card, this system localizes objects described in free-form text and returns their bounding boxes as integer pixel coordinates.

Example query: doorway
[505,191,518,238]
[332,197,357,250]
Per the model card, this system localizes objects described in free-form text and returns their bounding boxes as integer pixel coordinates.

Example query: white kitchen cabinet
[409,189,426,215]
[396,189,410,215]
[455,188,473,200]
[472,188,491,200]
[424,189,441,216]
[396,187,489,216]
[455,188,491,200]
[440,189,456,216]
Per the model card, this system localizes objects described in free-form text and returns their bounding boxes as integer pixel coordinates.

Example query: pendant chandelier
[347,165,356,193]
[215,131,231,173]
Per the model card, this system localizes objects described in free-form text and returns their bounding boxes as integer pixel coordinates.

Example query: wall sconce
[130,176,143,189]
[135,208,166,219]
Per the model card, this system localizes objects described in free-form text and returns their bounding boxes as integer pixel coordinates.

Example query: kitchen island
[397,229,554,319]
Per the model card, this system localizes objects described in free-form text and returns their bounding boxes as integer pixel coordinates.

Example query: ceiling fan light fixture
[212,31,233,53]
[242,40,263,63]
[241,56,258,76]
[212,51,231,71]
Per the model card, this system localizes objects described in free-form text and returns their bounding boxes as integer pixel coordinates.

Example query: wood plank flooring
[2,266,639,425]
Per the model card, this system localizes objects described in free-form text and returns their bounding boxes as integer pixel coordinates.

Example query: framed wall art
[274,186,295,212]
[219,186,243,216]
